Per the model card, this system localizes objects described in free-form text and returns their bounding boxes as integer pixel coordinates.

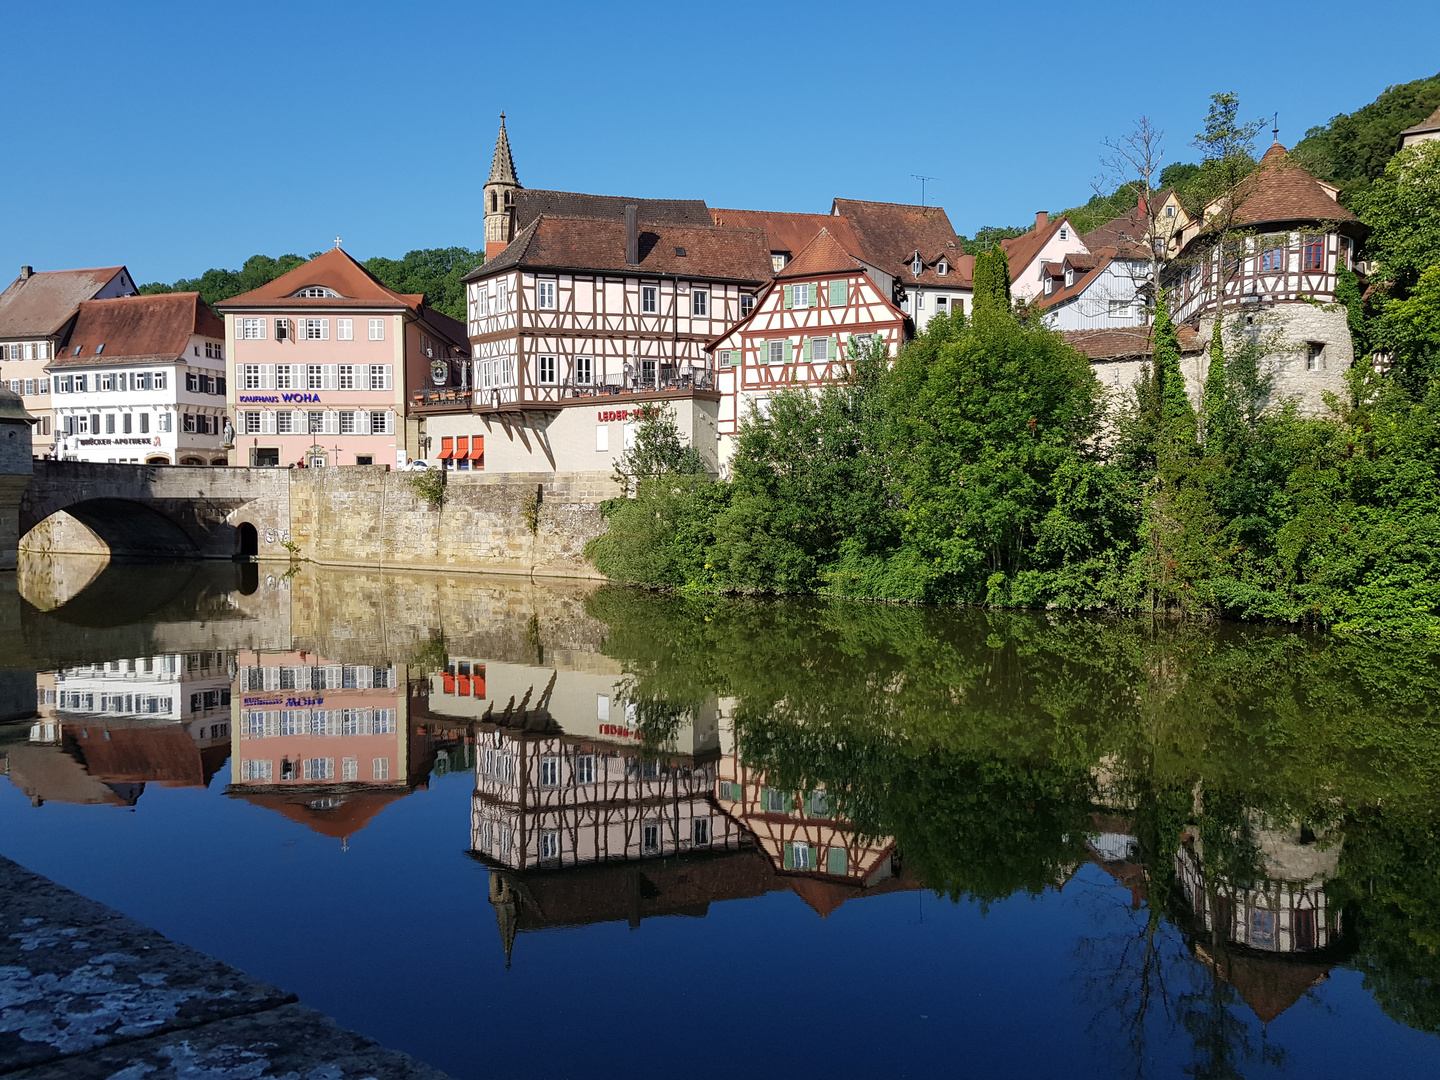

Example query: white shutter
[324,364,338,390]
[355,410,371,434]
[382,364,393,390]
[261,410,277,434]
[324,411,340,435]
[263,364,276,390]
[320,319,329,341]
[263,666,280,691]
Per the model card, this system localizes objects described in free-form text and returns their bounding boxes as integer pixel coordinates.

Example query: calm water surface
[2,558,1439,1079]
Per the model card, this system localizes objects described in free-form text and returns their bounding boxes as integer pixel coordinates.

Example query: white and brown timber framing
[709,228,907,440]
[460,215,771,414]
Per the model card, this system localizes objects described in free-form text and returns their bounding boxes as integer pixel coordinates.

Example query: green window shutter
[783,339,794,364]
[783,285,793,309]
[830,279,845,306]
[801,337,811,362]
[783,842,795,869]
[828,846,847,875]
[827,337,836,364]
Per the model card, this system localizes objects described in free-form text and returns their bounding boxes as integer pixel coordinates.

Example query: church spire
[489,112,519,187]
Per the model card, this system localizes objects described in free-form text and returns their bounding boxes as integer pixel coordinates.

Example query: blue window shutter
[783,842,794,869]
[783,285,793,309]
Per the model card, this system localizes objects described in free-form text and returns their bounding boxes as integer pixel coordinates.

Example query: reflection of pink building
[228,652,412,840]
[219,248,468,468]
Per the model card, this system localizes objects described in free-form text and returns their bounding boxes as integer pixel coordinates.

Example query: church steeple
[484,113,522,257]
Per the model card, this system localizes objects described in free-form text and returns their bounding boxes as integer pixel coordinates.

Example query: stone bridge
[4,461,288,566]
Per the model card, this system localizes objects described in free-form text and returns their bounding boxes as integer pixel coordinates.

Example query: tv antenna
[911,174,939,207]
[1272,113,1280,143]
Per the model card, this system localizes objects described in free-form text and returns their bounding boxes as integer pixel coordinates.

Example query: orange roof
[230,787,412,840]
[830,198,962,285]
[0,266,131,338]
[1062,325,1204,359]
[776,228,864,279]
[1229,143,1358,228]
[1001,216,1074,283]
[709,207,865,262]
[64,722,217,786]
[53,292,223,367]
[217,247,419,311]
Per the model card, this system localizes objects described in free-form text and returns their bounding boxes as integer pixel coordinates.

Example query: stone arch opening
[20,499,199,560]
[146,455,170,465]
[236,522,258,561]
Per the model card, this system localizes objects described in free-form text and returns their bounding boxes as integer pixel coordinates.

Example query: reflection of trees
[586,587,1440,1051]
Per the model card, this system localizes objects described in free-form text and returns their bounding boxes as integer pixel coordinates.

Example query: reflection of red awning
[466,436,484,461]
[458,675,471,696]
[441,673,455,694]
[437,436,454,460]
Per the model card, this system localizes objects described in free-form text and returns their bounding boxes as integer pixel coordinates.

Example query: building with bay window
[219,247,468,468]
[46,292,227,464]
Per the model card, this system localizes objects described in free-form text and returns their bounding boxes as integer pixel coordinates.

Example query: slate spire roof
[489,112,519,186]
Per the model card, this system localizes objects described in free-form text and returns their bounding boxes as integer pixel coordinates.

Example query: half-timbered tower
[708,228,906,464]
[1163,142,1368,412]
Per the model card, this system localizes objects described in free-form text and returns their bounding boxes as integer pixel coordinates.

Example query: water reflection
[2,559,1439,1077]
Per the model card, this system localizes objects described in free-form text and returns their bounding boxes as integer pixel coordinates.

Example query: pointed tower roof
[488,112,520,187]
[1227,142,1357,228]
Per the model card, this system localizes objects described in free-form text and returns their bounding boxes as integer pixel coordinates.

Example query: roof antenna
[911,174,939,207]
[1272,113,1280,144]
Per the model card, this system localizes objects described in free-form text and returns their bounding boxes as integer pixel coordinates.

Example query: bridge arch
[21,499,199,559]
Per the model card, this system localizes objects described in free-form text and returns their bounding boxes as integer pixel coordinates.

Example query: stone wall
[1194,303,1354,415]
[284,467,617,579]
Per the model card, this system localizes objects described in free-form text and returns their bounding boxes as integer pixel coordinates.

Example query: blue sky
[3,0,1437,285]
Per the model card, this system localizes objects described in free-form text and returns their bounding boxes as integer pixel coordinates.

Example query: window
[341,757,358,781]
[23,378,33,396]
[123,413,132,433]
[768,339,786,365]
[540,830,560,860]
[642,822,660,853]
[719,781,742,801]
[575,754,595,785]
[691,289,708,317]
[367,318,385,341]
[1109,299,1133,317]
[1261,244,1286,272]
[538,355,557,384]
[368,364,392,390]
[1043,277,1054,296]
[740,294,755,318]
[771,253,788,272]
[537,280,556,309]
[935,296,948,311]
[539,756,560,786]
[1303,240,1325,271]
[828,279,846,307]
[372,757,390,781]
[791,283,810,308]
[154,372,166,390]
[337,318,353,341]
[185,372,198,392]
[104,414,115,434]
[370,411,393,434]
[1058,228,1068,241]
[938,261,948,276]
[1306,343,1325,371]
[786,841,812,870]
[1165,205,1176,217]
[911,256,923,276]
[717,349,733,369]
[763,787,789,813]
[827,846,847,875]
[641,285,658,314]
[339,411,356,434]
[1249,908,1277,947]
[496,283,508,313]
[303,757,334,781]
[1064,269,1075,288]
[303,318,329,341]
[295,286,338,298]
[1339,237,1351,270]
[809,790,829,817]
[574,356,592,385]
[241,759,273,781]
[692,818,710,845]
[337,364,356,390]
[139,413,149,434]
[810,337,829,363]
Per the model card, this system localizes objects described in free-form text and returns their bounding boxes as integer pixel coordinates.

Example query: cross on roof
[334,235,343,248]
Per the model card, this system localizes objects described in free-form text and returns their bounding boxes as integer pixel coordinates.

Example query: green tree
[363,247,483,321]
[1358,140,1440,299]
[971,244,1012,321]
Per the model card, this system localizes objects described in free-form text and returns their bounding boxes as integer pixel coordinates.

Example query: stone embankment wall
[283,468,618,579]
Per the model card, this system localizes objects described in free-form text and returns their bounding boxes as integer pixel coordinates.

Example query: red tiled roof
[776,228,863,279]
[1001,217,1075,283]
[0,266,131,338]
[1063,325,1203,359]
[217,247,418,310]
[469,215,773,284]
[1228,143,1358,228]
[709,208,865,262]
[52,292,223,368]
[830,198,966,285]
[513,190,712,232]
[231,787,412,840]
[1082,202,1159,260]
[63,723,214,787]
[1034,253,1115,310]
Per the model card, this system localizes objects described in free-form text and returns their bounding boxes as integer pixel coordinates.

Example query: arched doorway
[146,455,169,465]
[236,522,258,561]
[180,456,204,466]
[210,457,228,466]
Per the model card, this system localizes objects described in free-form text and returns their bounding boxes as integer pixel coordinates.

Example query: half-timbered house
[708,228,906,464]
[1163,141,1368,412]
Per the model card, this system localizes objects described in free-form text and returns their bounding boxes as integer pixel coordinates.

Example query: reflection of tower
[483,113,521,258]
[489,872,519,968]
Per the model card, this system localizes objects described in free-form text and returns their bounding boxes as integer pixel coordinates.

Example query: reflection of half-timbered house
[1163,142,1368,412]
[708,229,906,464]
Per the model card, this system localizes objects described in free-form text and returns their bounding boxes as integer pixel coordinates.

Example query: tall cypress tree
[1153,289,1197,451]
[972,245,1013,322]
[1200,317,1228,446]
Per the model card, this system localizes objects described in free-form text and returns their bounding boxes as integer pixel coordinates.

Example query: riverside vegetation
[587,138,1440,636]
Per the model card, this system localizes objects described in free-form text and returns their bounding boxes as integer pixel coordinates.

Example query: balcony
[410,371,717,416]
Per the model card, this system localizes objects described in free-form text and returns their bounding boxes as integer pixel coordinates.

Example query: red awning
[466,436,485,460]
[458,675,471,696]
[441,673,455,694]
[455,436,469,461]
[437,436,454,460]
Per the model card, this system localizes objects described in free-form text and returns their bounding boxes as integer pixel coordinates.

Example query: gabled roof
[1035,252,1116,311]
[829,198,966,285]
[0,266,131,338]
[52,292,224,368]
[1227,143,1359,228]
[776,228,864,279]
[709,207,865,262]
[1400,103,1440,138]
[216,247,418,311]
[1001,216,1079,283]
[1062,325,1204,360]
[1082,203,1157,260]
[230,787,412,840]
[467,215,773,284]
[511,190,713,233]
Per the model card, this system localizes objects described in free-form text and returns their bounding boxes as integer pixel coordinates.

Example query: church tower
[484,113,522,258]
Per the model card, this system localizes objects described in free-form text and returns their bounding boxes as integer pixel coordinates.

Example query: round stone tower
[484,113,522,257]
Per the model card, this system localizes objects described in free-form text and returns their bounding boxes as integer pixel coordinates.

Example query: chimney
[624,205,639,266]
[1035,212,1047,232]
[1137,194,1149,220]
[19,266,32,280]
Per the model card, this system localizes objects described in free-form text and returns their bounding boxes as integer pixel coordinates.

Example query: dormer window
[1044,277,1054,296]
[95,343,104,355]
[293,286,340,299]
[772,253,788,272]
[937,261,948,276]
[911,255,923,276]
[1065,268,1075,288]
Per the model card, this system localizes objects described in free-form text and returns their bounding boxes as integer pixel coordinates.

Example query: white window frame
[368,364,393,391]
[574,356,592,385]
[691,289,708,317]
[768,339,785,365]
[792,283,810,308]
[336,318,353,341]
[367,318,385,341]
[304,318,329,341]
[539,755,560,787]
[641,285,658,314]
[810,337,829,363]
[239,318,265,340]
[537,280,557,310]
[538,355,557,384]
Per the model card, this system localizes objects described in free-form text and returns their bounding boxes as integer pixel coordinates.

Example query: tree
[363,247,483,321]
[1201,318,1229,446]
[1358,140,1440,299]
[610,402,706,496]
[971,244,1012,321]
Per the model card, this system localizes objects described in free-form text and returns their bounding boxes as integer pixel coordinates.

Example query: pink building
[219,248,469,468]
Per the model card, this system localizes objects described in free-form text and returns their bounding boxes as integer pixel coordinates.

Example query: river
[2,557,1438,1079]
